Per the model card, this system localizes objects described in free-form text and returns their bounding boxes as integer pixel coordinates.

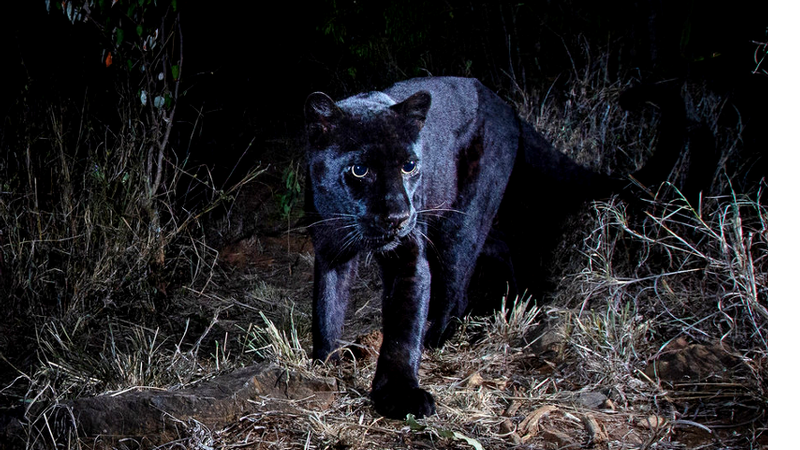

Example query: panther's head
[304,90,431,253]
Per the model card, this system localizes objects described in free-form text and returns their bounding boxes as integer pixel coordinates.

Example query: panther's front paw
[371,386,436,419]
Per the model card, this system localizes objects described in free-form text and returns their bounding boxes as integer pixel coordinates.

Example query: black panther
[303,77,658,419]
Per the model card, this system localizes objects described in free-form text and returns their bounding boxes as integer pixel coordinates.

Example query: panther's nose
[383,211,411,234]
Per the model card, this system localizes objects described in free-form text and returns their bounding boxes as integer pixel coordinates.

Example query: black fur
[303,77,653,419]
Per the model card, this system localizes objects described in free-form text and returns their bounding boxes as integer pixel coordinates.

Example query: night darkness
[2,0,767,166]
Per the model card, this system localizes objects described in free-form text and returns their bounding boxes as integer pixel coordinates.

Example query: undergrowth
[511,37,660,176]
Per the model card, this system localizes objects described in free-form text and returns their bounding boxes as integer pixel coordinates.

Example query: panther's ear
[305,92,343,147]
[390,91,431,131]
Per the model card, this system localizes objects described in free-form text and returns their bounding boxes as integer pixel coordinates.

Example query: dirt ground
[137,229,764,449]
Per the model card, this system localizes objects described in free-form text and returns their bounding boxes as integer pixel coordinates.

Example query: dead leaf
[637,415,668,429]
[466,372,484,388]
[581,414,608,444]
[519,404,558,436]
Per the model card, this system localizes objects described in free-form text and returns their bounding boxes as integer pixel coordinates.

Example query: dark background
[1,0,767,180]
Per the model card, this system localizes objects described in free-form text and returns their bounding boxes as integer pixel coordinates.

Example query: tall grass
[0,80,265,405]
[543,187,768,442]
[510,40,767,441]
[572,187,767,365]
[510,38,660,176]
[1,96,238,317]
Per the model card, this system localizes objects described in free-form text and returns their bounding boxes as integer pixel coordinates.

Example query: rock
[523,317,566,357]
[10,364,336,448]
[645,341,739,381]
[576,390,610,409]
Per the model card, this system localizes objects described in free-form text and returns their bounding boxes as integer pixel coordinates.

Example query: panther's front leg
[311,257,358,361]
[371,237,435,419]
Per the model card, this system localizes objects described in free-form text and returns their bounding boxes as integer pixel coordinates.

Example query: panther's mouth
[363,217,416,252]
[359,234,402,252]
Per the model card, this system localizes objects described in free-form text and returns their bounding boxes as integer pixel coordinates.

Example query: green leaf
[403,415,484,450]
[136,24,144,36]
[115,28,124,47]
[171,64,180,81]
[404,414,426,431]
[437,429,455,438]
[452,431,484,450]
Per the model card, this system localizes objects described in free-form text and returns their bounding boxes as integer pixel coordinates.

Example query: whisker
[296,213,361,234]
[416,219,446,236]
[289,216,350,233]
[418,201,465,217]
[417,229,442,262]
[417,207,466,216]
[334,229,362,262]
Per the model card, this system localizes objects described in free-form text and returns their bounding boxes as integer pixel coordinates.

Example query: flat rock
[5,364,336,448]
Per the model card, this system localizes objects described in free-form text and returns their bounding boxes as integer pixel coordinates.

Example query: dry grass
[510,39,660,176]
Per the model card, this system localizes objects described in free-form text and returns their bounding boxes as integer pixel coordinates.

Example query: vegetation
[1,1,766,449]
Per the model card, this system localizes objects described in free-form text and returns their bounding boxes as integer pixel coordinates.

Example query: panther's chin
[368,224,415,253]
[378,239,401,252]
[368,232,405,253]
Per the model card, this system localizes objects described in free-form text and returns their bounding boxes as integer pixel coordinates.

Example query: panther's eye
[401,160,418,175]
[350,164,369,178]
